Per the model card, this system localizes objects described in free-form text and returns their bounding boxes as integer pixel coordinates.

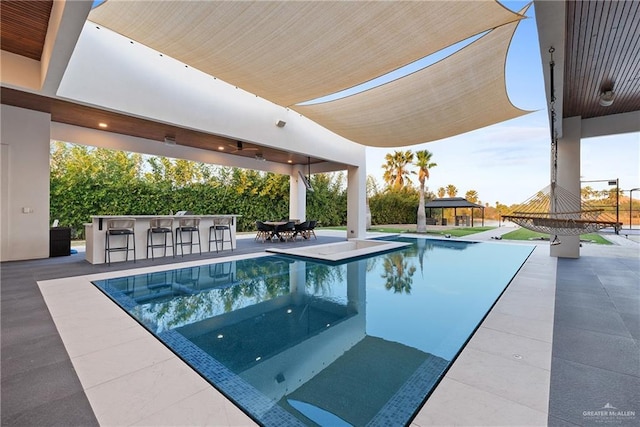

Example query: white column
[551,116,581,258]
[289,165,307,221]
[347,165,366,239]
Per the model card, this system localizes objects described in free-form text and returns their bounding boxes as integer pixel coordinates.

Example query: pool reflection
[93,237,533,427]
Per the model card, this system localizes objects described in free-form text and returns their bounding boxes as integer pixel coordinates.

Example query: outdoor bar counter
[84,215,240,264]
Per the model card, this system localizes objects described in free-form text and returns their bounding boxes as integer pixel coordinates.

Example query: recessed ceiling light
[218,146,225,151]
[98,123,108,128]
[599,90,614,107]
[287,160,292,164]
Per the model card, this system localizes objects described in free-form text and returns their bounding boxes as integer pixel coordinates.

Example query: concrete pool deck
[2,229,638,426]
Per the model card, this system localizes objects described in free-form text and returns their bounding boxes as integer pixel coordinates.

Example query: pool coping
[265,238,410,262]
[37,239,556,426]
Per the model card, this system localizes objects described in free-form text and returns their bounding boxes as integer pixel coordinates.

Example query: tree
[465,190,479,204]
[414,150,437,233]
[446,184,458,197]
[581,185,595,201]
[465,189,479,217]
[495,201,509,225]
[49,141,350,236]
[382,150,415,190]
[381,252,416,294]
[437,187,446,198]
[365,175,380,229]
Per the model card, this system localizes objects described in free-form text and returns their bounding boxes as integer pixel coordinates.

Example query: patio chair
[307,220,318,240]
[294,220,310,240]
[279,221,296,242]
[255,221,274,243]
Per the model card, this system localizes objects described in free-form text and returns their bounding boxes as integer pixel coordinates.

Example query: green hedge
[369,189,420,225]
[50,143,434,238]
[50,143,349,238]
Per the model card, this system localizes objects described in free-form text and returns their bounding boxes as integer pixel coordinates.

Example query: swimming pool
[93,237,533,426]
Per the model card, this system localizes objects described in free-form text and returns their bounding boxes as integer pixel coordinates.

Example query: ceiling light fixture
[164,136,176,146]
[276,120,286,127]
[599,90,614,107]
[98,123,108,128]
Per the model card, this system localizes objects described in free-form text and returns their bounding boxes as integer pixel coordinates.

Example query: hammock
[502,183,621,236]
[502,47,621,244]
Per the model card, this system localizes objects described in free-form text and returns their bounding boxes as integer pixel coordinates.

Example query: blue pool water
[93,237,533,426]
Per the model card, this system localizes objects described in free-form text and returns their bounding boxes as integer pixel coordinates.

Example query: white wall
[1,17,371,260]
[0,105,51,261]
[58,23,366,170]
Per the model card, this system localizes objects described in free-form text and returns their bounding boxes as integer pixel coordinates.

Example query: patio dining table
[263,221,288,241]
[263,220,300,242]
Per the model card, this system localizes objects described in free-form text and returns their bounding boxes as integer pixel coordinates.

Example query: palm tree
[437,187,446,198]
[382,150,415,190]
[465,190,479,203]
[415,150,437,232]
[381,252,416,294]
[446,184,458,197]
[465,189,479,218]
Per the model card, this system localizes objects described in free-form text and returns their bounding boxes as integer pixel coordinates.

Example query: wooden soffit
[0,0,54,60]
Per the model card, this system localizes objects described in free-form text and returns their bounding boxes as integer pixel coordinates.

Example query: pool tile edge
[415,246,556,425]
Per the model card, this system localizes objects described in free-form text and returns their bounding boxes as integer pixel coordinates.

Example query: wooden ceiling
[563,1,640,119]
[0,0,53,60]
[1,87,322,165]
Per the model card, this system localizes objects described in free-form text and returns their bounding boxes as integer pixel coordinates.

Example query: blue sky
[365,1,639,206]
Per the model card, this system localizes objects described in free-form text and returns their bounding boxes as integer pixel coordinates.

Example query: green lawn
[501,228,612,245]
[426,226,495,237]
[368,226,412,233]
[365,226,496,236]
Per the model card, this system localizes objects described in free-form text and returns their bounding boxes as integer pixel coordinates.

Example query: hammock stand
[501,48,622,245]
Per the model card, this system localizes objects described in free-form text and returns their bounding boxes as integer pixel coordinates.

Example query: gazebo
[424,197,485,227]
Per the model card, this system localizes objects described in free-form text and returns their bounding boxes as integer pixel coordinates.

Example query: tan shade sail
[88,1,523,107]
[294,7,530,147]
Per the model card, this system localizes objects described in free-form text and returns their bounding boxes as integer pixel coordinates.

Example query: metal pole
[605,178,620,234]
[631,190,634,230]
[630,188,640,231]
[616,178,619,234]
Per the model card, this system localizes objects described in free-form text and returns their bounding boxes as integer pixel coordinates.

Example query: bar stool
[209,217,233,253]
[175,217,201,256]
[105,218,136,265]
[147,218,174,259]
